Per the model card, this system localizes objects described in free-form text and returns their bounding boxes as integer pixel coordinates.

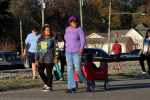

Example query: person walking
[64,15,90,93]
[109,40,122,71]
[56,31,65,80]
[23,26,41,79]
[139,29,150,78]
[35,26,59,92]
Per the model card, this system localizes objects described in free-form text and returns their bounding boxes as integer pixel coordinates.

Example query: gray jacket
[35,37,59,63]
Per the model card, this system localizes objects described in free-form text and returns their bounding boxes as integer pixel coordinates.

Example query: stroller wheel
[89,83,95,91]
[104,81,109,90]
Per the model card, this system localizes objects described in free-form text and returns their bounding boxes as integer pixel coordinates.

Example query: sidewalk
[0,73,147,93]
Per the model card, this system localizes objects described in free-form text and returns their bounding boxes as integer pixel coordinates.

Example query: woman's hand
[78,49,83,57]
[35,61,39,66]
[54,59,58,64]
[139,54,141,56]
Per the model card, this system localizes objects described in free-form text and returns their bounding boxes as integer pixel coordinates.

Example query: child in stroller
[85,54,101,71]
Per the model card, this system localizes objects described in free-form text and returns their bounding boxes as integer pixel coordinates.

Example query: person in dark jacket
[35,26,59,92]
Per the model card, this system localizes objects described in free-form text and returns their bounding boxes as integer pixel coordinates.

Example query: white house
[103,37,134,53]
[111,23,150,50]
[124,28,143,49]
[85,33,113,49]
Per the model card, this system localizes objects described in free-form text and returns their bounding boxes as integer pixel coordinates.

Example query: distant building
[103,37,134,53]
[85,23,150,53]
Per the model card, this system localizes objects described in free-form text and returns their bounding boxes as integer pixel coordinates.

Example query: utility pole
[80,0,83,28]
[108,2,111,54]
[42,0,45,27]
[20,20,23,55]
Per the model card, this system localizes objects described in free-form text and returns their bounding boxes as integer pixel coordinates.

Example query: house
[85,23,150,53]
[103,37,134,53]
[85,33,113,49]
[111,23,150,49]
[124,23,150,49]
[85,38,104,49]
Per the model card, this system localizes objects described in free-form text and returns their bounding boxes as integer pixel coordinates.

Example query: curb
[0,80,67,93]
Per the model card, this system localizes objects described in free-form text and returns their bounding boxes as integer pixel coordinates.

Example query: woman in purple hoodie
[64,15,90,93]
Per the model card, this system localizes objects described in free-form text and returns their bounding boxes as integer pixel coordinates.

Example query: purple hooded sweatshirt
[64,26,86,53]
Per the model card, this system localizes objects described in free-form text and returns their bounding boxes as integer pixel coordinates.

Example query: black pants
[60,56,65,73]
[139,54,150,74]
[38,63,53,87]
[115,53,121,62]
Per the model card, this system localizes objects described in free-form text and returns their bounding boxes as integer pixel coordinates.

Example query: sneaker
[43,87,52,92]
[146,74,150,78]
[139,71,147,75]
[113,68,117,70]
[118,68,121,71]
[60,76,64,81]
[33,76,37,79]
[42,84,48,91]
[85,81,90,92]
[65,89,75,93]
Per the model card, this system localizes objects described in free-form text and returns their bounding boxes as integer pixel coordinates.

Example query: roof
[134,28,150,37]
[136,23,149,29]
[95,33,113,37]
[86,38,105,44]
[111,23,150,38]
[103,37,133,44]
[86,33,113,38]
[110,30,129,37]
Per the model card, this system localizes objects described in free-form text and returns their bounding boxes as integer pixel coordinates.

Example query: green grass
[0,77,43,87]
[108,68,147,76]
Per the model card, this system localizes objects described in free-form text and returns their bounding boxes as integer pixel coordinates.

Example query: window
[0,53,3,61]
[131,50,140,54]
[89,50,102,56]
[4,53,22,61]
[83,49,89,55]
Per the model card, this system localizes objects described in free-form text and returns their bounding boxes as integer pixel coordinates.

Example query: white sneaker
[33,76,37,79]
[146,74,150,78]
[43,87,52,92]
[42,84,48,91]
[139,71,147,75]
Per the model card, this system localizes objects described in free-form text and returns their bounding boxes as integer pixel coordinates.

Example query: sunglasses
[57,34,62,36]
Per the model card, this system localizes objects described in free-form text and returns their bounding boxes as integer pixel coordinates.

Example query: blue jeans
[66,52,88,89]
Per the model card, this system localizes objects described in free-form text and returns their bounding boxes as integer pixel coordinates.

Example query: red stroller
[74,61,109,91]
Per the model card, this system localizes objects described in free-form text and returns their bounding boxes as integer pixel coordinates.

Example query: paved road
[0,78,150,100]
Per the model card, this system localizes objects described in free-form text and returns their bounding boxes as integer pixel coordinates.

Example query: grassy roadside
[0,68,147,87]
[108,69,144,76]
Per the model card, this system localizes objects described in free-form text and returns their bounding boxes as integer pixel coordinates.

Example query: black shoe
[85,81,90,92]
[65,89,75,93]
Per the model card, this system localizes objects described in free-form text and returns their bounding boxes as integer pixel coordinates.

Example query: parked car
[0,51,25,70]
[82,48,140,62]
[120,49,141,58]
[63,48,140,62]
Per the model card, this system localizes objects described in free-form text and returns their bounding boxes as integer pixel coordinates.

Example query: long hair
[145,29,150,39]
[38,26,54,43]
[55,31,64,40]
